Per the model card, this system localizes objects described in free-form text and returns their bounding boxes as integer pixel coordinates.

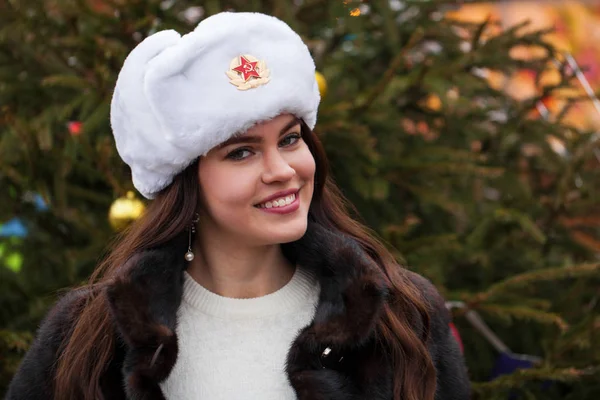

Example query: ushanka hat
[110,12,321,199]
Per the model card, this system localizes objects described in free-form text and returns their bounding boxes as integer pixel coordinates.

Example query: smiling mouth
[255,192,297,209]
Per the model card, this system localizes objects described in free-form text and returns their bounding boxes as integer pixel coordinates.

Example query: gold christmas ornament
[315,71,327,98]
[108,191,146,231]
[420,94,442,111]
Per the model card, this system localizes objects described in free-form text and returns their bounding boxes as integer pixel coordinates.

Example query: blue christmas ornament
[22,191,48,211]
[490,352,539,379]
[0,218,28,238]
[33,193,48,211]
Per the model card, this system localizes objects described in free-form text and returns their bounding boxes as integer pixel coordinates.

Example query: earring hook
[184,213,200,262]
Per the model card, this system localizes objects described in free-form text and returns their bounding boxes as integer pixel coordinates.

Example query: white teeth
[258,193,296,209]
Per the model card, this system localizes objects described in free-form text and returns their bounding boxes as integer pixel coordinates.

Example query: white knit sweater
[159,267,320,399]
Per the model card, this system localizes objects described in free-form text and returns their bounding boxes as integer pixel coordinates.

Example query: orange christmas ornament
[349,8,361,17]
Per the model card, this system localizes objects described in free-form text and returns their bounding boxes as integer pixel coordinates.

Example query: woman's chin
[259,219,308,245]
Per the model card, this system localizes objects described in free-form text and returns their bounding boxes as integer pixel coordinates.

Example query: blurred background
[1,0,599,399]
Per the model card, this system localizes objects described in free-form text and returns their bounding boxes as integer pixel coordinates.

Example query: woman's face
[197,114,315,246]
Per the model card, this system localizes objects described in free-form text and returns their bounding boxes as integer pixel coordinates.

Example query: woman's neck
[186,232,295,299]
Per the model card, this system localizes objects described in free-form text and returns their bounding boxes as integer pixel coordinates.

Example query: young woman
[6,11,470,400]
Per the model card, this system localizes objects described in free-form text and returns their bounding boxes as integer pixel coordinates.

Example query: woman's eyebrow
[217,117,301,149]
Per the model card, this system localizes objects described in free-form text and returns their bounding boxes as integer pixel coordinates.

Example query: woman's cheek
[295,146,316,178]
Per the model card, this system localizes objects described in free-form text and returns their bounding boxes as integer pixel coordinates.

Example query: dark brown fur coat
[6,221,470,400]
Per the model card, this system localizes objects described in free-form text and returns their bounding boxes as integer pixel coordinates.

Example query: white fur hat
[110,12,320,199]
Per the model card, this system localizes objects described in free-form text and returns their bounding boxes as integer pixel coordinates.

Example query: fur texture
[4,288,89,399]
[104,241,186,400]
[5,222,470,399]
[110,12,321,199]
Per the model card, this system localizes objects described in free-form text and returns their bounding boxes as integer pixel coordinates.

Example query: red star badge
[232,56,260,81]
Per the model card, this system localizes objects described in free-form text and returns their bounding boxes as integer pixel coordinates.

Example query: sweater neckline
[182,266,318,319]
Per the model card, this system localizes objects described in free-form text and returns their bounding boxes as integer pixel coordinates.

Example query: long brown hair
[54,121,436,400]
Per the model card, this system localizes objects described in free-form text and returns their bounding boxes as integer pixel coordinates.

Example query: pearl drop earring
[184,213,200,262]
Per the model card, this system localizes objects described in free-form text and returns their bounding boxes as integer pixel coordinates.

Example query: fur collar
[104,221,390,399]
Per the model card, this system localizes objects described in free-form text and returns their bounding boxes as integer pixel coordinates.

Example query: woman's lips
[255,191,300,215]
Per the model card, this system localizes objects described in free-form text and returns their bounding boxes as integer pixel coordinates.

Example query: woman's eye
[280,133,301,147]
[226,148,252,160]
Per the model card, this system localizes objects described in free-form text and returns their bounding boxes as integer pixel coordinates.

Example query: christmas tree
[1,1,599,398]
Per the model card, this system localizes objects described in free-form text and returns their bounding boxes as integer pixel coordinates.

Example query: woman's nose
[261,150,295,184]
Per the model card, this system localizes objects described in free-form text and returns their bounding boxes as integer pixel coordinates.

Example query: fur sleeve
[5,288,89,400]
[407,271,471,400]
